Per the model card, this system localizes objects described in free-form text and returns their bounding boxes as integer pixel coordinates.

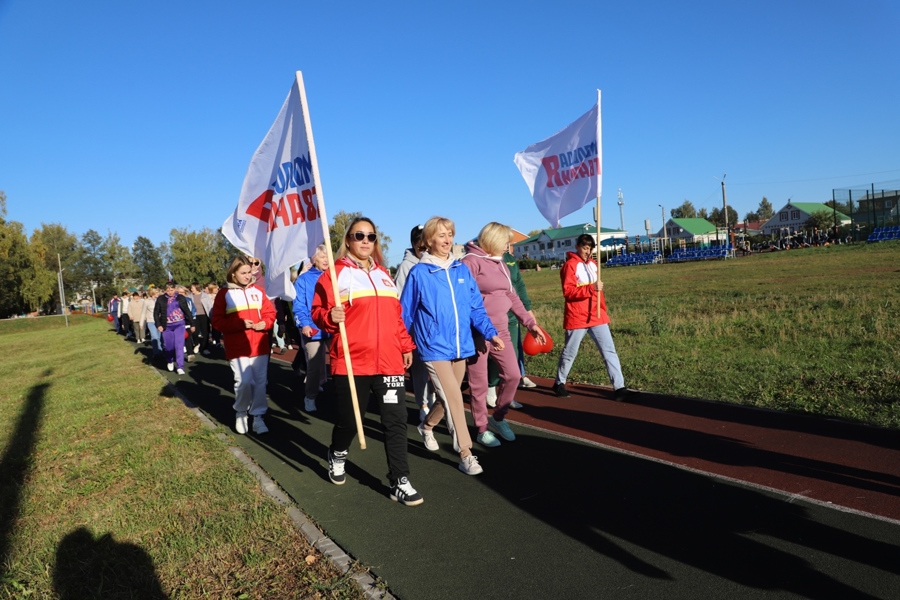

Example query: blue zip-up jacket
[399,255,499,362]
[292,266,325,341]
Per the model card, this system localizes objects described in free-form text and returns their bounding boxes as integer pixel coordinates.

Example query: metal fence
[832,179,900,230]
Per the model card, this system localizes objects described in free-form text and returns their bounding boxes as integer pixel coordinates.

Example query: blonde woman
[461,223,544,447]
[399,216,504,475]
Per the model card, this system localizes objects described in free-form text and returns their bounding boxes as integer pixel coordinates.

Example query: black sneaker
[390,476,424,506]
[553,382,571,398]
[328,449,348,485]
[614,387,638,402]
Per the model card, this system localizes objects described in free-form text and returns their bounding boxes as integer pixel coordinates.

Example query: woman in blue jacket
[400,216,503,476]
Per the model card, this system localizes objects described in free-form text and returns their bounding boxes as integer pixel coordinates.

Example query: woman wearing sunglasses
[247,257,265,292]
[311,217,423,506]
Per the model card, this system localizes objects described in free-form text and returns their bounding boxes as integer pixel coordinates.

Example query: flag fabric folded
[514,92,602,228]
[222,73,326,300]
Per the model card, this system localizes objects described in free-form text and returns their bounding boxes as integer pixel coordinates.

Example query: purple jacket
[461,241,535,334]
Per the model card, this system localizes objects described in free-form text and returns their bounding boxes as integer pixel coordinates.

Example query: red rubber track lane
[500,377,900,522]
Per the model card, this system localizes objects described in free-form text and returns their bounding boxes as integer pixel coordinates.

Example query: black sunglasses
[351,231,378,242]
[249,260,260,266]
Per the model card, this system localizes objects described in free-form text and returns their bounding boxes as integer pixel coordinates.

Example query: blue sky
[2,0,898,266]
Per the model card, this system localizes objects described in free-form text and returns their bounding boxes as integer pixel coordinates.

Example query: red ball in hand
[523,326,553,355]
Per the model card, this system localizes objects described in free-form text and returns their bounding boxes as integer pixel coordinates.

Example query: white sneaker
[176,368,185,375]
[167,362,174,372]
[252,415,269,434]
[510,400,523,409]
[458,454,483,476]
[417,424,439,452]
[194,344,200,353]
[304,397,317,412]
[235,411,248,435]
[519,377,537,388]
[486,386,497,408]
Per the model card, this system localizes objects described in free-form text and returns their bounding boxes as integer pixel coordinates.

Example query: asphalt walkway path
[159,348,900,600]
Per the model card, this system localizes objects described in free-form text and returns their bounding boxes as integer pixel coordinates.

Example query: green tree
[76,229,114,300]
[23,230,59,312]
[101,231,136,287]
[132,236,167,286]
[168,227,230,285]
[31,223,78,313]
[758,197,775,221]
[329,211,391,260]
[0,192,38,315]
[329,210,362,255]
[31,223,81,313]
[744,211,760,223]
[670,200,697,219]
[709,206,739,228]
[698,208,709,220]
[805,210,834,231]
[527,229,543,237]
[824,199,852,216]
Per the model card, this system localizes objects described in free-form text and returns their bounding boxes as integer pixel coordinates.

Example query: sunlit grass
[0,315,366,599]
[522,242,900,428]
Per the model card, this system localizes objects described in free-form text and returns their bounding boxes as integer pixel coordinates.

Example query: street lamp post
[659,204,667,255]
[617,188,625,232]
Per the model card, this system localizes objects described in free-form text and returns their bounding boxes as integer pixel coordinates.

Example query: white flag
[514,92,602,228]
[222,72,326,300]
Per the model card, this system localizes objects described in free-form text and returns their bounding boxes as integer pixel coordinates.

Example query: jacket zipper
[444,266,461,358]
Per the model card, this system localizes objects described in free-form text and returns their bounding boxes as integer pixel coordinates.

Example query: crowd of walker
[108,216,635,507]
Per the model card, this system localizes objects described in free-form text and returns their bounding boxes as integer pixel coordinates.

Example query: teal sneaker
[488,416,516,442]
[476,431,501,447]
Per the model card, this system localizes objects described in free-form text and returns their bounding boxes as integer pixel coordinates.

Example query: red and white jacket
[211,283,276,360]
[312,257,415,376]
[560,251,610,331]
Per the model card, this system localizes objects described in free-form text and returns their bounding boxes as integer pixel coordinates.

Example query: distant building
[852,190,899,228]
[760,202,850,235]
[512,223,627,261]
[656,218,720,245]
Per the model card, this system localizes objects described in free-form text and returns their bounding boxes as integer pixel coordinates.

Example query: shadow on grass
[0,370,49,569]
[53,527,166,599]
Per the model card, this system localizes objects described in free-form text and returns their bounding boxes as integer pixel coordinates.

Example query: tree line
[0,192,389,319]
[670,196,854,232]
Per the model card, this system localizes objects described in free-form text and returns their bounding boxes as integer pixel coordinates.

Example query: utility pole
[617,188,625,232]
[659,204,668,254]
[721,173,729,246]
[57,253,68,327]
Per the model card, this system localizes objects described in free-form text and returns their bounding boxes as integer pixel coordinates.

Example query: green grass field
[0,315,366,599]
[521,241,900,428]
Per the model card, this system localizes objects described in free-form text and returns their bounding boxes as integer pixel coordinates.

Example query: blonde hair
[337,217,385,266]
[422,216,455,253]
[476,222,512,257]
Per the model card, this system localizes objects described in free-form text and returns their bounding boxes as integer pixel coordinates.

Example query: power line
[727,168,900,186]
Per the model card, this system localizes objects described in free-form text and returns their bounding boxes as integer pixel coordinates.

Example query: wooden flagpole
[296,71,366,449]
[595,89,603,319]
